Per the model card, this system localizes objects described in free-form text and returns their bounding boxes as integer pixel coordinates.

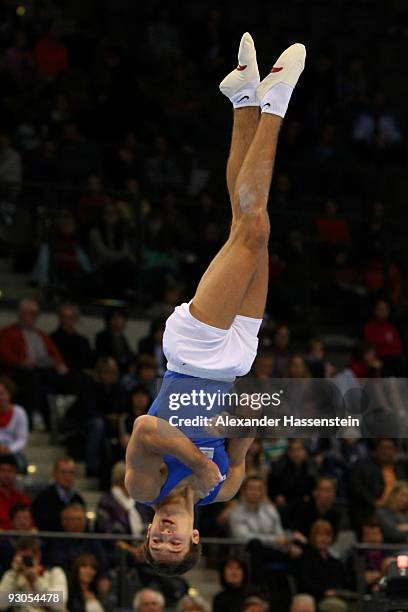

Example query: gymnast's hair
[143,537,202,576]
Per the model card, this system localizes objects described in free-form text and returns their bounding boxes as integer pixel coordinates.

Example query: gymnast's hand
[191,457,224,498]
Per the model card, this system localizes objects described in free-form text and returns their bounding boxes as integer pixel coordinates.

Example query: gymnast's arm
[125,414,221,502]
[213,437,255,503]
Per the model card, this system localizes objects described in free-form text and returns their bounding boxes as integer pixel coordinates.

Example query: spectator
[119,385,151,452]
[229,476,306,590]
[132,588,164,612]
[67,553,108,612]
[0,299,67,425]
[4,29,34,86]
[213,557,248,612]
[0,376,28,472]
[245,440,269,479]
[121,354,158,397]
[0,537,68,611]
[33,22,68,77]
[0,454,30,529]
[351,92,404,162]
[296,520,349,609]
[346,518,385,593]
[50,304,93,373]
[85,356,126,478]
[350,439,408,525]
[306,338,335,378]
[291,476,347,538]
[290,594,316,612]
[252,353,275,379]
[271,324,291,376]
[138,319,166,375]
[95,308,134,374]
[78,175,110,230]
[268,439,315,526]
[176,593,209,612]
[363,299,405,376]
[377,481,408,543]
[348,343,382,379]
[0,503,36,576]
[44,504,109,573]
[89,203,136,299]
[0,132,22,187]
[242,595,269,612]
[96,461,144,536]
[283,353,311,379]
[315,198,351,248]
[32,458,85,531]
[31,212,92,291]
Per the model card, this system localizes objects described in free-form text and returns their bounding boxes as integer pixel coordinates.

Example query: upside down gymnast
[125,33,306,575]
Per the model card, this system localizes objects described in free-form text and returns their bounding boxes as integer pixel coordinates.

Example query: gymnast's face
[147,512,199,562]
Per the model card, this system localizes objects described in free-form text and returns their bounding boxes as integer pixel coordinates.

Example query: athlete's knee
[236,211,270,252]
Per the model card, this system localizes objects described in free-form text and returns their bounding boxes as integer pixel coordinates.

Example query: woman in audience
[0,377,28,473]
[67,553,108,612]
[118,385,151,453]
[296,520,350,609]
[96,461,145,536]
[377,481,408,543]
[213,557,248,612]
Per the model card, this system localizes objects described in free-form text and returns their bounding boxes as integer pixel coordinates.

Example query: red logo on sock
[237,64,247,71]
[271,66,283,73]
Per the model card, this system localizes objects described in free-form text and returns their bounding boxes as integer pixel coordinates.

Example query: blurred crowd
[0,0,407,323]
[0,298,407,610]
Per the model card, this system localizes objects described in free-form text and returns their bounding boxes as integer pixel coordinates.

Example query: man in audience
[229,476,306,592]
[0,455,30,529]
[132,588,165,612]
[0,537,68,610]
[50,303,93,372]
[0,504,36,576]
[350,438,408,526]
[0,299,67,424]
[290,594,316,612]
[292,476,348,537]
[43,503,109,572]
[32,457,85,531]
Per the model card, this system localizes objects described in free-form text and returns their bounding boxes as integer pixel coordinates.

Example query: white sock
[260,82,294,117]
[231,89,259,109]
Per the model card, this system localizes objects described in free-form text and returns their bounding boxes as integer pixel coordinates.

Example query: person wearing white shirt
[0,537,68,612]
[0,377,28,472]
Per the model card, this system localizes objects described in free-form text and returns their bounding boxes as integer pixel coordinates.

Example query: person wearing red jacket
[363,299,405,376]
[0,299,68,427]
[0,454,30,530]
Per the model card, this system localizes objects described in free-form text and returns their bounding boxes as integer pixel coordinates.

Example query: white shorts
[163,301,262,381]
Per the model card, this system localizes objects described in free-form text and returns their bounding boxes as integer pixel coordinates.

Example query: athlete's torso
[145,370,231,506]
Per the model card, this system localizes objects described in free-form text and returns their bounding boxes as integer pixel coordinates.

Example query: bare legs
[190,110,282,329]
